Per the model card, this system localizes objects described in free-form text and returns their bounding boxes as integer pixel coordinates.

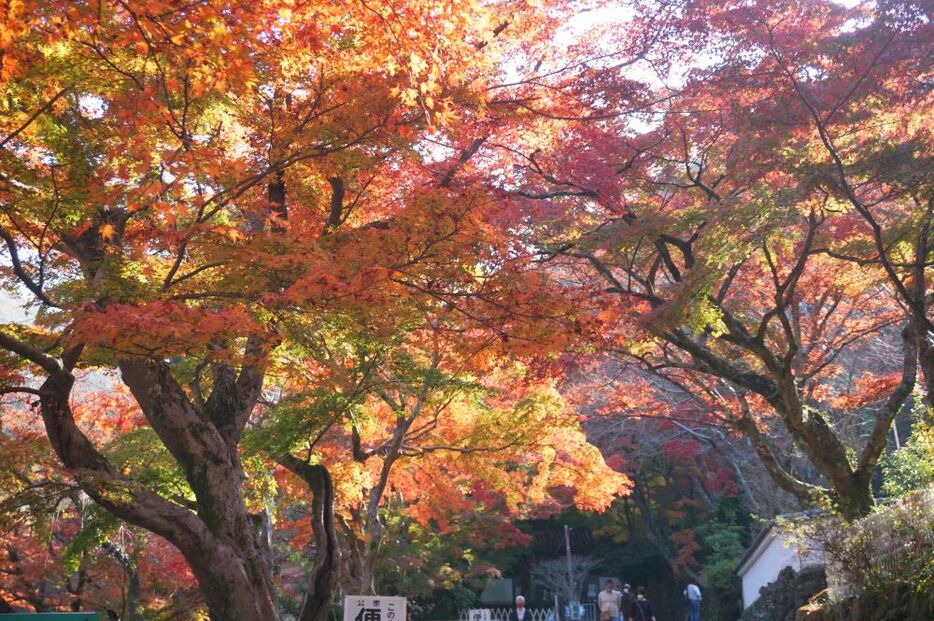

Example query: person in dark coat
[509,596,529,621]
[628,587,655,621]
[620,584,633,621]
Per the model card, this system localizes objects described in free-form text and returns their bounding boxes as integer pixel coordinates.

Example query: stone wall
[738,566,826,621]
[795,583,925,621]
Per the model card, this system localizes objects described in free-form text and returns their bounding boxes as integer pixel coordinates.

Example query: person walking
[683,582,702,621]
[619,584,632,621]
[597,580,622,621]
[628,587,655,621]
[509,596,529,621]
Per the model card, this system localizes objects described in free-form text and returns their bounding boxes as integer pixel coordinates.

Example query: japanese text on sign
[344,595,408,621]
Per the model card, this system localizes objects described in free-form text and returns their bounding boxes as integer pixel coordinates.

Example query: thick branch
[0,87,72,149]
[440,137,486,188]
[663,329,779,403]
[203,334,269,445]
[0,227,59,307]
[856,322,917,476]
[0,330,68,381]
[118,358,247,537]
[35,369,210,554]
[325,177,345,232]
[734,398,824,502]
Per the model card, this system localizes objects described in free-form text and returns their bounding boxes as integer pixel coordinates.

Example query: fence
[459,608,551,621]
[825,486,934,601]
[458,604,596,621]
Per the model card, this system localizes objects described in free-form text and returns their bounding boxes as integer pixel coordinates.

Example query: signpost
[344,595,407,621]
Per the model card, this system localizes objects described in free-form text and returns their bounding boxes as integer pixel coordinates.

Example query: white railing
[459,608,553,621]
[459,604,596,621]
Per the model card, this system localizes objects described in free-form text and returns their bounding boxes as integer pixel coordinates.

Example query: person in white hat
[508,596,528,621]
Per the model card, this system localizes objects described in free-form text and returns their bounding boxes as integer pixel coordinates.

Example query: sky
[0,289,29,324]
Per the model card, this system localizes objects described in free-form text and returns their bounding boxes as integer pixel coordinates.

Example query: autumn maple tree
[502,0,932,519]
[246,274,627,595]
[2,0,929,616]
[0,0,628,618]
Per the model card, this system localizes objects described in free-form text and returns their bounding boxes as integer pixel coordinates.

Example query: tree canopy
[0,0,931,618]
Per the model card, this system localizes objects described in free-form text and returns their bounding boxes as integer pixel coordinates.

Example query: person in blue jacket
[684,582,702,621]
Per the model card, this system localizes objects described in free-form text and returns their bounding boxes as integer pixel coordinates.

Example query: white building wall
[739,531,824,609]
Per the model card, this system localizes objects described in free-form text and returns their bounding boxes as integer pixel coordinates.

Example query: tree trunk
[916,328,934,413]
[335,510,376,595]
[348,405,419,596]
[185,551,279,621]
[279,455,342,621]
[338,524,369,595]
[830,475,875,522]
[31,352,282,621]
[103,541,144,621]
[117,357,280,621]
[5,186,309,620]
